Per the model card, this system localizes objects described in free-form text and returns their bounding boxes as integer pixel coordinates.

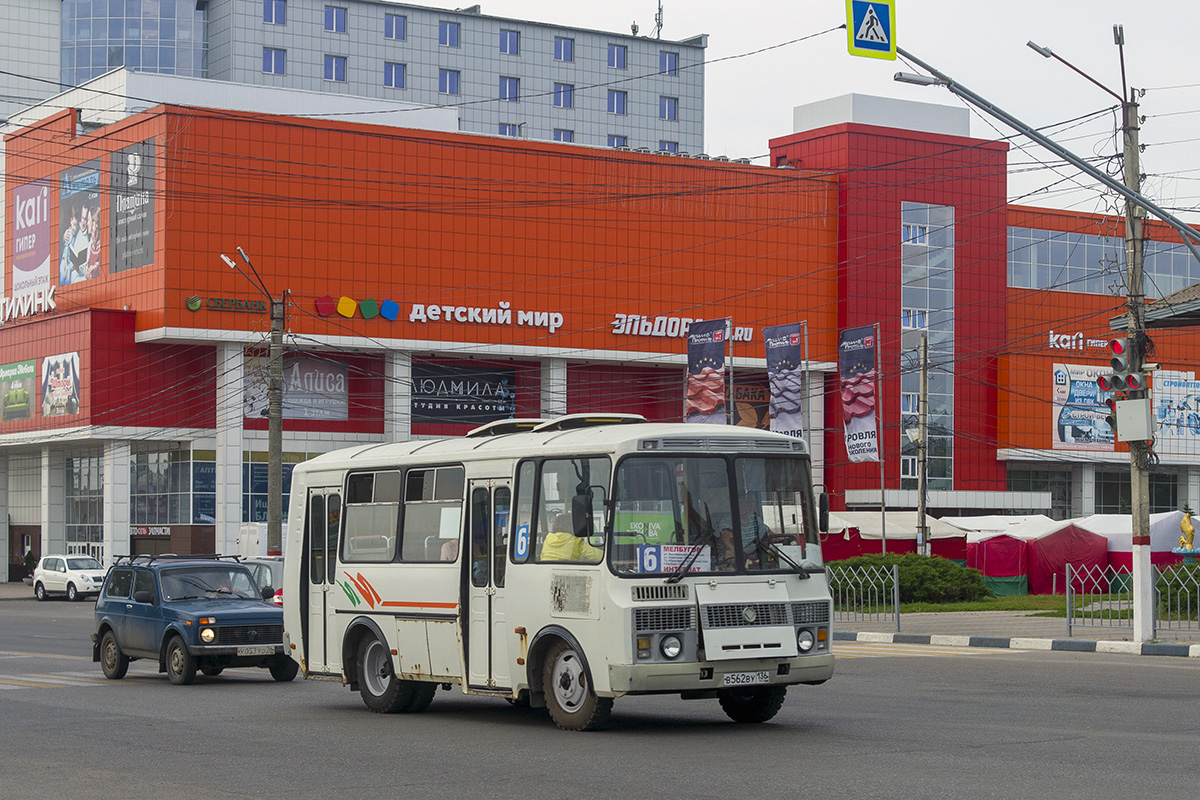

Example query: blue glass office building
[60,0,207,87]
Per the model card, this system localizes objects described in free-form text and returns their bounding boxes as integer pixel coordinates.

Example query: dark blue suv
[92,555,298,685]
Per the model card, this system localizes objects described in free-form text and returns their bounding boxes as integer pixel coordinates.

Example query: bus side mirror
[818,492,829,533]
[571,492,594,538]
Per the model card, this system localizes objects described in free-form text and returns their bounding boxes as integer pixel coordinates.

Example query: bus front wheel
[717,685,787,723]
[543,640,612,732]
[356,636,436,714]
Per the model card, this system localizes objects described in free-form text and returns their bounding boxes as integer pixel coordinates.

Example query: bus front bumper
[607,652,834,695]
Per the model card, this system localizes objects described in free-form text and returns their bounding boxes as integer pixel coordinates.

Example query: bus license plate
[237,645,274,656]
[722,671,770,687]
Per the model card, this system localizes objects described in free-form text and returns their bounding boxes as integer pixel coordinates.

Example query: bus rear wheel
[356,636,436,713]
[543,640,612,731]
[717,685,787,723]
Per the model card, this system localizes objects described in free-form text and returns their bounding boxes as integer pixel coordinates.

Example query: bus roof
[298,417,808,472]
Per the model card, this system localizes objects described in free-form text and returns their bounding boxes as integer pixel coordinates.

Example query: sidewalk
[836,610,1200,657]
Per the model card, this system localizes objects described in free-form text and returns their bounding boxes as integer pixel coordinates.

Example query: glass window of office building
[61,0,207,87]
[66,452,104,558]
[899,202,955,492]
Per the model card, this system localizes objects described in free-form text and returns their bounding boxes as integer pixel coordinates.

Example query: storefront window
[1007,467,1072,519]
[130,445,190,525]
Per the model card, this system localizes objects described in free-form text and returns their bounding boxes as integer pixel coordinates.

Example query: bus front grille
[634,606,696,632]
[702,601,828,629]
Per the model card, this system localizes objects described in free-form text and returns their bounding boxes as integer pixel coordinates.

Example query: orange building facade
[5,100,1200,575]
[2,105,840,572]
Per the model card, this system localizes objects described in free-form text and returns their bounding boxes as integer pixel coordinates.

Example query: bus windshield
[608,454,818,577]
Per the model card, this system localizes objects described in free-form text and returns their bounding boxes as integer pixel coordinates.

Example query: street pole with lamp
[892,33,1200,641]
[221,249,286,557]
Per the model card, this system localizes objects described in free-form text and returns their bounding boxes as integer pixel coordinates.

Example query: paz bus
[281,413,833,730]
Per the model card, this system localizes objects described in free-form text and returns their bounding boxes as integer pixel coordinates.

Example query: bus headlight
[200,628,216,644]
[660,635,683,659]
[797,629,815,653]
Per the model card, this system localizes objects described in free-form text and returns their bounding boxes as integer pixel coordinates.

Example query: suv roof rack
[112,554,244,566]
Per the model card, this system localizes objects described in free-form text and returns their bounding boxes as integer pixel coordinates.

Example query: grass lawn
[899,595,1067,614]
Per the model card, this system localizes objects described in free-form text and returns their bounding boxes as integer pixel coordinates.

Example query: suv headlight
[200,628,216,644]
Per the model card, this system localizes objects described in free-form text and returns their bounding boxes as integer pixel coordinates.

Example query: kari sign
[1051,363,1113,451]
[41,352,81,417]
[11,179,51,301]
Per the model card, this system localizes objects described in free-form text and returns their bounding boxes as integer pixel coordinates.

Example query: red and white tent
[964,529,1030,595]
[1075,511,1187,570]
[1003,517,1108,595]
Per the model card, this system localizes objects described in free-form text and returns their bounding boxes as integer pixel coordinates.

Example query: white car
[33,555,107,602]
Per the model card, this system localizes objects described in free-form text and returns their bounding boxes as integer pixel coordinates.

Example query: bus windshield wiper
[761,538,809,578]
[666,504,716,584]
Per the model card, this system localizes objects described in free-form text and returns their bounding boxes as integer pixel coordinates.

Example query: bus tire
[356,636,432,713]
[543,640,612,731]
[717,685,787,723]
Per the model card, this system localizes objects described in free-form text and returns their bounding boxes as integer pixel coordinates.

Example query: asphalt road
[2,599,1198,800]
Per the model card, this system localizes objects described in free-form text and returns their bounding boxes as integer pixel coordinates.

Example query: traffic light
[1104,397,1119,435]
[1096,337,1145,394]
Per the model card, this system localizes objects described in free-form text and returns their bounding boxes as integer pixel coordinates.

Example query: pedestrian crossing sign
[847,0,896,60]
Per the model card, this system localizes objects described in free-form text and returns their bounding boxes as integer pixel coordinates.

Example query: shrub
[1156,562,1200,622]
[828,553,993,604]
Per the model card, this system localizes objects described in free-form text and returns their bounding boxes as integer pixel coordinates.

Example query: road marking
[834,642,1023,659]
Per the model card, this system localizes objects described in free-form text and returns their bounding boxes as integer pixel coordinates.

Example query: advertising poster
[763,323,806,438]
[110,138,156,274]
[11,178,52,302]
[733,384,769,430]
[244,355,349,420]
[1051,363,1114,451]
[684,318,728,425]
[41,352,81,417]
[58,160,103,286]
[1151,370,1200,457]
[0,359,36,421]
[411,363,516,424]
[838,326,879,462]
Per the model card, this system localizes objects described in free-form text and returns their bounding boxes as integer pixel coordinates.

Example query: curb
[834,630,1200,658]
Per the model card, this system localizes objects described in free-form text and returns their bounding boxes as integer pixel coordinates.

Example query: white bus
[282,413,833,730]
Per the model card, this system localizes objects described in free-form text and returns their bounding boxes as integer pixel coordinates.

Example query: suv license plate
[722,671,770,687]
[237,645,275,656]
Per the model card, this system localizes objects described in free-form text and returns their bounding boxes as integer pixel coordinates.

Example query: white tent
[1075,511,1186,552]
[829,511,963,540]
[940,515,1054,539]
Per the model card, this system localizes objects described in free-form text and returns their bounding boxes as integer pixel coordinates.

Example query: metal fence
[827,563,900,632]
[1066,562,1200,636]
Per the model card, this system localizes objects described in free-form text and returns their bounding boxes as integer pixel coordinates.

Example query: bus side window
[511,460,536,563]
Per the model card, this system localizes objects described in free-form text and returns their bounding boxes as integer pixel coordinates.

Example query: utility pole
[268,296,285,556]
[1116,26,1154,641]
[917,329,929,556]
[222,249,286,557]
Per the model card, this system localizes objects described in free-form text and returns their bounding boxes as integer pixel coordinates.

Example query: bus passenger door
[302,489,341,676]
[467,480,512,690]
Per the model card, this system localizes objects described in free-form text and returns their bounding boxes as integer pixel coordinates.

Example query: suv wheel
[269,657,299,682]
[166,635,197,686]
[34,582,46,601]
[66,583,78,602]
[100,631,129,680]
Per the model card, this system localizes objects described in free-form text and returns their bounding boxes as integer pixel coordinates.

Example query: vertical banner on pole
[685,319,728,425]
[763,322,806,439]
[839,325,880,462]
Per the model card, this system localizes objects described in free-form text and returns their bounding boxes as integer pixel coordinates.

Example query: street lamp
[222,248,286,556]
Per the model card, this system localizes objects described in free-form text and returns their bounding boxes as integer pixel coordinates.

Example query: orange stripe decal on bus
[379,601,459,609]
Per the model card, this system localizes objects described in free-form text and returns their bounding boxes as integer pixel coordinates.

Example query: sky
[416,0,1200,222]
